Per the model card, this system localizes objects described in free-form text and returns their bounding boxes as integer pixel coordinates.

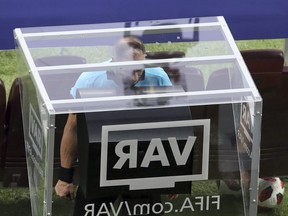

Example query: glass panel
[15,16,262,216]
[48,100,258,216]
[34,60,253,113]
[21,75,47,216]
[24,24,232,62]
[16,16,260,115]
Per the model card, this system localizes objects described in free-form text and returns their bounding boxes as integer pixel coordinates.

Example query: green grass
[0,188,31,215]
[0,187,75,216]
[0,50,17,98]
[0,179,287,216]
[237,39,284,50]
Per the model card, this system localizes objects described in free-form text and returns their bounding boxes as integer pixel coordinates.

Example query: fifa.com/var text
[83,195,220,216]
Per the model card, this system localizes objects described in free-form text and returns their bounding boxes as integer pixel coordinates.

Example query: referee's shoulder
[145,67,167,77]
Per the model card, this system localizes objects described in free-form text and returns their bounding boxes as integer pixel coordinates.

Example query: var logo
[100,119,210,190]
[113,136,196,169]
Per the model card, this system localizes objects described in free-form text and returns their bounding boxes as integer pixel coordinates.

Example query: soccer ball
[258,177,285,209]
[217,179,242,197]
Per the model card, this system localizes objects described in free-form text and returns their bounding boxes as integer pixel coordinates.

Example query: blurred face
[131,69,144,84]
[118,67,144,86]
[113,45,146,85]
[130,52,145,84]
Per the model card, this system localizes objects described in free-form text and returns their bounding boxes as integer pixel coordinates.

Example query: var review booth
[14,16,262,216]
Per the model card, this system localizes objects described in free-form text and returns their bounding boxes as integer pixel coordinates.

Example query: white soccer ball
[217,179,242,197]
[258,177,285,209]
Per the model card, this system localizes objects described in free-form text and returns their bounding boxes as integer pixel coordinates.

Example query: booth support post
[248,101,262,216]
[284,39,288,65]
[44,114,56,216]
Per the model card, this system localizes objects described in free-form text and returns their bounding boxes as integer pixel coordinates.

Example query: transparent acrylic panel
[21,74,48,216]
[24,24,232,64]
[15,16,262,216]
[236,101,262,216]
[47,99,259,216]
[35,60,254,114]
[15,16,260,115]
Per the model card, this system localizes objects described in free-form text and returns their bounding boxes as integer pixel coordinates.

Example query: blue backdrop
[1,0,287,49]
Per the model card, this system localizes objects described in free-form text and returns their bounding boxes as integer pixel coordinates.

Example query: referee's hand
[55,180,75,200]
